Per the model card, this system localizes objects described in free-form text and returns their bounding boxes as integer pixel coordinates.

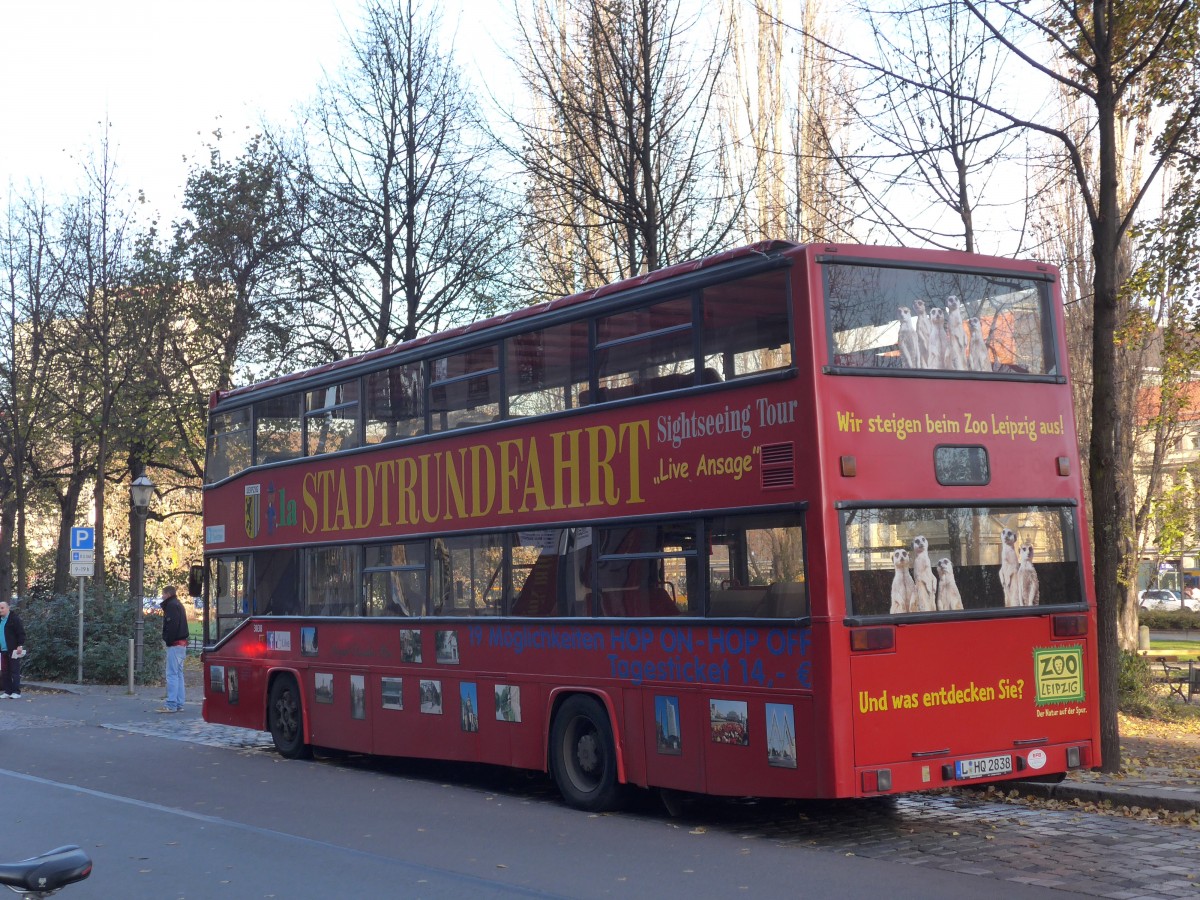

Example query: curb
[1012,779,1200,813]
[21,682,79,695]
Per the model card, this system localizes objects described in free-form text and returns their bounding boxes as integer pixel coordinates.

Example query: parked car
[1138,588,1200,612]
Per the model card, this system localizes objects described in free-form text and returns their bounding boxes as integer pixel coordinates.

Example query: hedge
[17,585,165,685]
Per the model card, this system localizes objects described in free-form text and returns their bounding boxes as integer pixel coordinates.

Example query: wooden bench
[1158,659,1200,702]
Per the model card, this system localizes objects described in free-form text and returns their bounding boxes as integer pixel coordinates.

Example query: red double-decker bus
[200,240,1100,808]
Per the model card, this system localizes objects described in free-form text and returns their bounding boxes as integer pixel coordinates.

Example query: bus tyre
[268,677,312,760]
[550,695,621,811]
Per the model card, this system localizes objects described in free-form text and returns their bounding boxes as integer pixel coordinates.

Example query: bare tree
[510,0,739,297]
[721,0,857,244]
[0,189,72,599]
[54,135,145,594]
[174,135,307,393]
[288,0,514,355]
[822,0,1032,252]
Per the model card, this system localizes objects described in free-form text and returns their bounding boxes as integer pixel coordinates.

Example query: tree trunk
[1088,86,1122,774]
[53,474,86,596]
[0,497,14,602]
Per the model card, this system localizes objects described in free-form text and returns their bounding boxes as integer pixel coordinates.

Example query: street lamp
[130,473,154,673]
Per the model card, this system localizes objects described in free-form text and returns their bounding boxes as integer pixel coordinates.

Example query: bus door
[209,554,251,641]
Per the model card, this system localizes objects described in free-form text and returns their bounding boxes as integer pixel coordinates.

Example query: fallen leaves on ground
[986,701,1200,828]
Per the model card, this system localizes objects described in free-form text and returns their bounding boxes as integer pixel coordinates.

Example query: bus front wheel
[550,695,621,811]
[268,676,312,760]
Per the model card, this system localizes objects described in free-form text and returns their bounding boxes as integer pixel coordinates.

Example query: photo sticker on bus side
[315,672,333,704]
[710,699,749,746]
[495,685,522,722]
[381,677,403,710]
[461,682,479,732]
[301,627,318,656]
[655,696,681,755]
[766,703,797,768]
[420,679,442,714]
[400,629,422,663]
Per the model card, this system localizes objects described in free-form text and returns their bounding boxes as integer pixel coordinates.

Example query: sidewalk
[1012,731,1200,813]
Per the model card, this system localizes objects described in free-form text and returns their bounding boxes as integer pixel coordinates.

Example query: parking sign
[70,527,95,551]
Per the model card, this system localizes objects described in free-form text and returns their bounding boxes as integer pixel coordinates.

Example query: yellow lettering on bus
[318,469,336,532]
[444,448,469,520]
[498,438,524,514]
[419,453,441,524]
[353,464,375,529]
[586,425,618,506]
[621,420,649,504]
[374,459,396,527]
[302,471,319,533]
[519,438,548,512]
[333,469,352,531]
[551,429,583,509]
[397,457,418,525]
[470,444,496,517]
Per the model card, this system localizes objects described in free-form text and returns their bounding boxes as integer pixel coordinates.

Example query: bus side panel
[701,693,817,798]
[201,658,272,732]
[206,619,827,798]
[637,690,703,791]
[306,668,373,752]
[505,682,548,770]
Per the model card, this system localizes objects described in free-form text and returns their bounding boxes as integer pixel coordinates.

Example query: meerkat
[911,535,937,612]
[936,558,964,611]
[944,296,967,370]
[914,299,933,369]
[999,528,1020,606]
[927,308,947,369]
[890,548,915,614]
[897,306,920,369]
[1018,544,1040,606]
[967,316,990,372]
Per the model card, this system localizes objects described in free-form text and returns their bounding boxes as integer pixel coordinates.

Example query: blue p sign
[70,527,95,551]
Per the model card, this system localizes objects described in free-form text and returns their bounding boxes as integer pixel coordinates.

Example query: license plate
[955,754,1013,780]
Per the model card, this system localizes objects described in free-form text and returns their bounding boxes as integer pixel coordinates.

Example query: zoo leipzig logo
[1032,645,1085,705]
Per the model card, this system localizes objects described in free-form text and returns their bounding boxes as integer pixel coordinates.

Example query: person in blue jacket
[0,600,27,699]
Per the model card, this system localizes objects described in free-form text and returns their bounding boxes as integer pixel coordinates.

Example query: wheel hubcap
[577,731,599,773]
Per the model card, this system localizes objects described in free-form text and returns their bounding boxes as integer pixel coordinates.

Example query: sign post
[70,528,94,684]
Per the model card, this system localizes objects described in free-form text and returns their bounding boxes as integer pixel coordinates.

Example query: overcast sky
[0,0,505,222]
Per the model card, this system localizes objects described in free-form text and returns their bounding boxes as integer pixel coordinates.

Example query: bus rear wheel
[268,676,312,760]
[550,695,621,811]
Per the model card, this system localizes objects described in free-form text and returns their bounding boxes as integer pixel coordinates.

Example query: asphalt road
[0,687,1098,899]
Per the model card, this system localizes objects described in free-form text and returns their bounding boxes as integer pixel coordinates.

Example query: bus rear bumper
[856,741,1096,796]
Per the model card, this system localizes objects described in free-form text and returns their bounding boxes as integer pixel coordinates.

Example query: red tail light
[1052,614,1088,638]
[850,626,895,651]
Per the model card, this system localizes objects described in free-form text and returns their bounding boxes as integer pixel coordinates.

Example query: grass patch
[1148,640,1200,658]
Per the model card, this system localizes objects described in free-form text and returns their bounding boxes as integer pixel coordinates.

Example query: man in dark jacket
[158,586,189,713]
[0,600,26,699]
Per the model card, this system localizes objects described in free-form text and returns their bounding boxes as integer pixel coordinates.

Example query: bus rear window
[824,263,1054,375]
[842,505,1082,616]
